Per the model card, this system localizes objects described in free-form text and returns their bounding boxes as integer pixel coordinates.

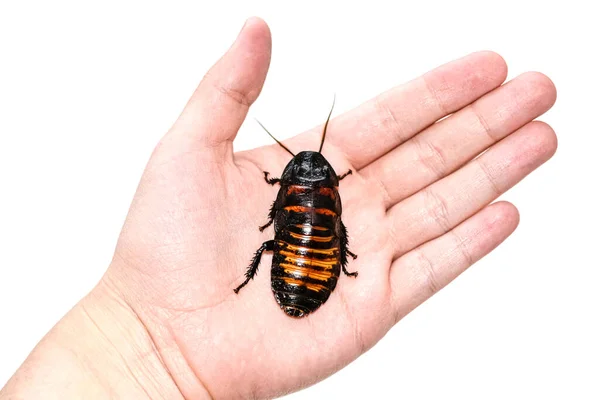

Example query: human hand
[1,17,556,400]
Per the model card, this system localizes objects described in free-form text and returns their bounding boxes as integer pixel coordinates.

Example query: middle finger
[361,72,556,209]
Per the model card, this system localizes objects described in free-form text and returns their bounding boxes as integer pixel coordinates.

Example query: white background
[1,1,598,399]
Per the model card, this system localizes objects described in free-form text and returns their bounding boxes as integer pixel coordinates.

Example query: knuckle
[469,103,497,142]
[414,248,442,297]
[476,159,502,196]
[424,187,453,233]
[215,83,252,108]
[374,173,393,208]
[414,137,448,180]
[450,230,475,266]
[373,94,405,143]
[422,74,449,115]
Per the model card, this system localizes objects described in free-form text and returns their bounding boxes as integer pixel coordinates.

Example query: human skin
[0,17,557,399]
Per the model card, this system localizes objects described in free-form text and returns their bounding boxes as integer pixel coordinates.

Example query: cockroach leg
[259,219,273,232]
[234,240,275,294]
[340,220,358,277]
[347,249,358,260]
[263,171,281,185]
[338,169,352,181]
[342,263,358,278]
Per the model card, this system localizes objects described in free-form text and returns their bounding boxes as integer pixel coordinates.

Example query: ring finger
[387,120,557,259]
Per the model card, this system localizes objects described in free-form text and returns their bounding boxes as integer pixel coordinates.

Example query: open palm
[103,18,556,399]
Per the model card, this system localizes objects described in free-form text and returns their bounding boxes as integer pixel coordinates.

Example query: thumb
[165,17,271,157]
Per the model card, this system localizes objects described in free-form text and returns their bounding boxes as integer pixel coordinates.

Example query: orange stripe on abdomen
[280,276,327,292]
[278,241,338,255]
[317,187,336,200]
[279,251,338,269]
[280,263,332,281]
[286,185,311,196]
[288,231,334,242]
[284,205,337,217]
[293,224,329,231]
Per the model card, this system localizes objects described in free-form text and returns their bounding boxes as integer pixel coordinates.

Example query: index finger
[291,51,508,169]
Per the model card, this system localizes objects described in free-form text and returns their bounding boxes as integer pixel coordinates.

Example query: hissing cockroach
[234,99,358,318]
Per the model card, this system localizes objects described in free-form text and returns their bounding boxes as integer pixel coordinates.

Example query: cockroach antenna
[255,118,296,157]
[318,95,336,154]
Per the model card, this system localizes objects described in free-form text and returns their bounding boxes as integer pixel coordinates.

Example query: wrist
[1,278,184,399]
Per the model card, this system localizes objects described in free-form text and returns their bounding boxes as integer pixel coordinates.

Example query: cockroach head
[281,151,338,186]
